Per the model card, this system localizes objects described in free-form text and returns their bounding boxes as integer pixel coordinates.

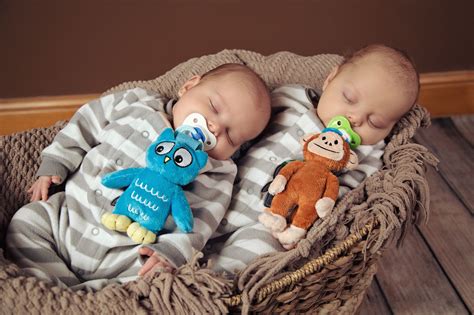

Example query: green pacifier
[327,116,361,149]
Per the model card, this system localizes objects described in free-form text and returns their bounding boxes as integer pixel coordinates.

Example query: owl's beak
[164,156,171,163]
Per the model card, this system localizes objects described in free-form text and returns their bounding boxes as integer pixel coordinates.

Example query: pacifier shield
[177,113,217,151]
[327,116,361,149]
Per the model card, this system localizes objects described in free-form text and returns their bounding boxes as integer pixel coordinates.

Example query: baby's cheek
[207,146,225,160]
[317,107,334,126]
[359,128,386,145]
[355,128,370,145]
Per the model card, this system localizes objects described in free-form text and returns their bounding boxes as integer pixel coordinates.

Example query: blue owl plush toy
[101,127,208,244]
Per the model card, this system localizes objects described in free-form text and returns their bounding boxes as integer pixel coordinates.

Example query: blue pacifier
[175,113,217,151]
[325,116,361,149]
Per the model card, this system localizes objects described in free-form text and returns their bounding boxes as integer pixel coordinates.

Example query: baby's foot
[275,225,307,250]
[127,222,157,244]
[258,211,287,232]
[101,213,132,232]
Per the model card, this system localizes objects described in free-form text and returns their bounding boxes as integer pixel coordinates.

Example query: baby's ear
[300,132,319,146]
[322,65,339,91]
[344,150,359,171]
[178,75,201,97]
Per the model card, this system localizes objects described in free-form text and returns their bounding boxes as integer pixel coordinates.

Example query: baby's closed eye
[342,90,356,104]
[368,116,388,129]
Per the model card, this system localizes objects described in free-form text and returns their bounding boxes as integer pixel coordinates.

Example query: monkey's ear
[300,133,320,146]
[344,150,359,171]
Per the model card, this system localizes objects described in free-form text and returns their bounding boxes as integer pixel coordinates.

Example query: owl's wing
[101,168,142,188]
[171,189,193,233]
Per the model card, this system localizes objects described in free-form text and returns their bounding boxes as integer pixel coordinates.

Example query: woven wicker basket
[0,50,438,314]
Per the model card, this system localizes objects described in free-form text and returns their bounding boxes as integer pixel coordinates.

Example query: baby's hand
[27,175,61,202]
[138,247,174,276]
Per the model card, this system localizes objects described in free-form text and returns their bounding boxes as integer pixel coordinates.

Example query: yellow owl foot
[101,213,132,232]
[127,222,157,244]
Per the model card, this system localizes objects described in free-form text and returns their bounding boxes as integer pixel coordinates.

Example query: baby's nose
[207,120,222,136]
[348,114,362,127]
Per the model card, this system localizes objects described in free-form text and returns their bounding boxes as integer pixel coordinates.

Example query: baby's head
[317,44,419,145]
[172,63,271,160]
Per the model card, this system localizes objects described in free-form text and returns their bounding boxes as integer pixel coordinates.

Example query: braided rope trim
[222,219,376,307]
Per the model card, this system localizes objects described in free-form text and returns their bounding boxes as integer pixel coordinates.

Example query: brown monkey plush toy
[259,129,357,249]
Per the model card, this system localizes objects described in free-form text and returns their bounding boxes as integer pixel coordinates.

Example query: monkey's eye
[322,136,326,141]
[155,142,175,155]
[334,140,339,145]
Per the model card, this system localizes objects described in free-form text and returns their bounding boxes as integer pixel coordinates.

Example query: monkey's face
[306,131,346,161]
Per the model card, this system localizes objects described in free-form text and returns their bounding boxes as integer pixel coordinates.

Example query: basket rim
[222,220,376,307]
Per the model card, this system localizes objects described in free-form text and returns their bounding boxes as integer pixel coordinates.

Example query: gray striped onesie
[6,88,237,290]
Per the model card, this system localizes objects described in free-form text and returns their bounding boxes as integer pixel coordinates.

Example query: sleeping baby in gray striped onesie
[6,63,272,290]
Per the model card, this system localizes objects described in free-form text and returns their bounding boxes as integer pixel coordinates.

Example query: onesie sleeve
[337,140,385,197]
[144,157,238,268]
[36,88,165,183]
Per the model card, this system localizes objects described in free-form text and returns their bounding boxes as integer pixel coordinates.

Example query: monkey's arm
[315,173,339,218]
[323,173,339,201]
[268,161,305,195]
[278,161,305,179]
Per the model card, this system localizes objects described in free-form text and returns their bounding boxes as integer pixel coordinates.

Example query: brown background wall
[1,0,473,98]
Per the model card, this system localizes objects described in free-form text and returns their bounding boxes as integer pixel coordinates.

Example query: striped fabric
[6,88,237,290]
[203,85,385,273]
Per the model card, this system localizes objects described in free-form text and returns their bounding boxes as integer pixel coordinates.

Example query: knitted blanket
[0,49,438,314]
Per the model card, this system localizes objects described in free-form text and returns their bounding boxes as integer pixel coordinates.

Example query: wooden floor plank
[417,168,474,312]
[357,278,392,315]
[451,114,474,147]
[376,228,467,314]
[414,118,474,214]
[359,114,474,314]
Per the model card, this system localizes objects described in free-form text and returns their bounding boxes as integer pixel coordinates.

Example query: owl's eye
[173,148,193,168]
[155,142,175,155]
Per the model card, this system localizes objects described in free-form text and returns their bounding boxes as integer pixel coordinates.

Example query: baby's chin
[207,148,235,161]
[361,141,375,146]
[360,136,385,146]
